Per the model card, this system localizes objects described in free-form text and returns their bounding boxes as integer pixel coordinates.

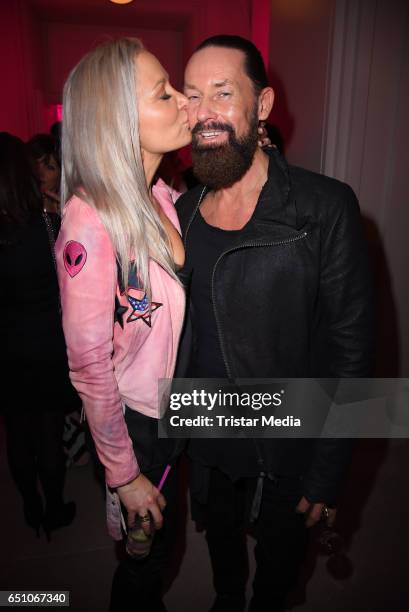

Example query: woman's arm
[56,197,166,529]
[55,197,139,488]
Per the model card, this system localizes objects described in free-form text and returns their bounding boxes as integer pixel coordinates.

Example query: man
[176,35,373,612]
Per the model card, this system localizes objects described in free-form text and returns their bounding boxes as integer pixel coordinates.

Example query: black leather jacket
[176,149,374,505]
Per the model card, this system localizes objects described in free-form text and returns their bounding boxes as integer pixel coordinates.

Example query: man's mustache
[191,121,234,136]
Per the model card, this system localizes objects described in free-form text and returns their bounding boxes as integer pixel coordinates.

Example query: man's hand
[117,473,166,535]
[296,496,337,528]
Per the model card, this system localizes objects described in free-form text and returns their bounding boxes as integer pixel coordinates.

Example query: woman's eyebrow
[152,78,167,90]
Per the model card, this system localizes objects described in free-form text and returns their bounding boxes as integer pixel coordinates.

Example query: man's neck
[201,149,269,230]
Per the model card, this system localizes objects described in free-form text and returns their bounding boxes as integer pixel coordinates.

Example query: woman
[0,132,77,539]
[27,133,61,213]
[56,38,190,612]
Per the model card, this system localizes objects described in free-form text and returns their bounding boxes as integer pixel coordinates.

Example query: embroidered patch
[117,260,141,295]
[116,260,162,326]
[127,294,162,327]
[63,241,87,277]
[114,296,128,329]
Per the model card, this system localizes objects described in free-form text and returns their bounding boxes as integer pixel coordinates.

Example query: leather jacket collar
[181,148,309,248]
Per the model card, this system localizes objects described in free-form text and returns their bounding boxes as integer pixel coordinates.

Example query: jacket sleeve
[302,183,375,505]
[55,198,139,488]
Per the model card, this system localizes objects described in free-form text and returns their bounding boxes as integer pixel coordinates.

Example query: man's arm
[299,182,375,523]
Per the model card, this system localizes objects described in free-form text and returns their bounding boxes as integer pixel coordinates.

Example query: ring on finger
[140,513,150,523]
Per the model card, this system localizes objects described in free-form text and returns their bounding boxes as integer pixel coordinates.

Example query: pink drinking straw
[157,464,171,492]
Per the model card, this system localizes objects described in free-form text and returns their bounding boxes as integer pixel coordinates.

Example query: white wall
[270,0,409,375]
[269,0,336,171]
[323,0,409,375]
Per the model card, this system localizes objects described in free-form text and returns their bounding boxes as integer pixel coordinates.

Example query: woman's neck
[143,151,163,191]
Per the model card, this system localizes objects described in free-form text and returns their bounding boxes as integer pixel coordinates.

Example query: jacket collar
[190,149,306,244]
[250,147,299,230]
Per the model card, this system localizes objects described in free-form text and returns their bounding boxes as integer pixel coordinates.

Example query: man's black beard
[191,108,259,190]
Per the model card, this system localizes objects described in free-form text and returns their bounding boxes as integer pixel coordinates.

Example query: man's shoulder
[287,163,359,224]
[290,164,356,202]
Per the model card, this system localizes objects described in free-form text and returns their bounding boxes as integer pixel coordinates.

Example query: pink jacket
[55,179,185,489]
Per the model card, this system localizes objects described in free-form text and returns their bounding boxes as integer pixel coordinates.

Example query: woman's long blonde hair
[61,37,176,296]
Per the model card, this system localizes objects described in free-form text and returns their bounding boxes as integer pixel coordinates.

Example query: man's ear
[258,87,274,121]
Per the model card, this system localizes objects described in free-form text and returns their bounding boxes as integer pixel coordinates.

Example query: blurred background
[1,0,408,376]
[1,1,408,611]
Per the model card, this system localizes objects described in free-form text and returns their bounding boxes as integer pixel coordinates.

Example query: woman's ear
[258,87,274,121]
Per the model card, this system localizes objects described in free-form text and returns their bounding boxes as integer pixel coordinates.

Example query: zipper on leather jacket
[211,231,308,379]
[183,186,207,250]
[183,188,307,378]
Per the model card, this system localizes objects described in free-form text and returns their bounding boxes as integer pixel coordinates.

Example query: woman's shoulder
[57,194,114,258]
[153,178,181,207]
[152,178,182,230]
[62,194,103,226]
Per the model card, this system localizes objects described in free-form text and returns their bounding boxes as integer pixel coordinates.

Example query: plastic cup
[125,517,154,559]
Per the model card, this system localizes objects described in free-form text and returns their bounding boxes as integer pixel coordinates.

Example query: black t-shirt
[186,210,259,479]
[188,210,239,378]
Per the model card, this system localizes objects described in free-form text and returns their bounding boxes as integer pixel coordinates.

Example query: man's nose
[196,98,218,123]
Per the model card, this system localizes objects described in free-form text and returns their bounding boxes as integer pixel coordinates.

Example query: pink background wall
[268,0,335,172]
[43,24,183,103]
[0,0,252,139]
[0,1,33,141]
[1,0,407,374]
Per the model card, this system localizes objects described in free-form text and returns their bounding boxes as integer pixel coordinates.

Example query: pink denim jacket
[55,180,185,492]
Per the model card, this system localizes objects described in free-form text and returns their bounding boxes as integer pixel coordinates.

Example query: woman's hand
[117,473,166,534]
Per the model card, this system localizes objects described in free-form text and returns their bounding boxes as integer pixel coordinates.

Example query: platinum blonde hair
[61,37,176,296]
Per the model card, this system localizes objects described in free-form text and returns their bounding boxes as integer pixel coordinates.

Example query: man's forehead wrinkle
[213,79,234,88]
[184,73,239,92]
[185,54,242,84]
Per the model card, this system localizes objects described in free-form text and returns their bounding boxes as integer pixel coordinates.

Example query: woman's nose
[176,91,188,110]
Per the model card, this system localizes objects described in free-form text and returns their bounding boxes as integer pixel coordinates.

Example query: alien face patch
[63,241,87,277]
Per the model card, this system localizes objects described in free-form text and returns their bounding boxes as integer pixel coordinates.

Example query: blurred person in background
[0,132,78,540]
[27,133,61,213]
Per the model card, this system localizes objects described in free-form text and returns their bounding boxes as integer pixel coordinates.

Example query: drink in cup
[125,465,171,560]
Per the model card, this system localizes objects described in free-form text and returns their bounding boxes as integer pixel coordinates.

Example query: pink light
[251,0,271,71]
[56,104,63,122]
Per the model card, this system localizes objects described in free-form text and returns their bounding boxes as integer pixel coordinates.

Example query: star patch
[127,293,162,327]
[114,296,128,329]
[117,261,141,295]
[116,260,161,326]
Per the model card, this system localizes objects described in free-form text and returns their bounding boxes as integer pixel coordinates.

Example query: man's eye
[187,95,199,101]
[219,92,231,98]
[160,94,172,100]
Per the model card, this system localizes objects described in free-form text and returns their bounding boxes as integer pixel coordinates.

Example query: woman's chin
[175,133,192,151]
